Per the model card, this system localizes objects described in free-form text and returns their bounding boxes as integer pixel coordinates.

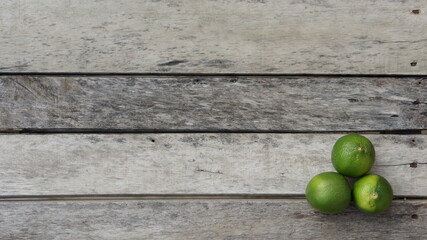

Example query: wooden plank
[0,199,425,239]
[0,0,426,74]
[0,76,425,131]
[0,134,425,196]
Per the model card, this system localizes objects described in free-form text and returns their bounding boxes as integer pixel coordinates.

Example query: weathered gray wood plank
[0,199,425,239]
[0,0,426,74]
[0,134,425,196]
[0,76,425,131]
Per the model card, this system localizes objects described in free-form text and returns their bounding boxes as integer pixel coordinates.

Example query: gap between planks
[0,194,426,202]
[1,73,427,78]
[0,129,424,134]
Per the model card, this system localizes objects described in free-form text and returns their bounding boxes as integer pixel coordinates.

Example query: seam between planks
[0,73,427,78]
[0,129,424,134]
[0,194,426,202]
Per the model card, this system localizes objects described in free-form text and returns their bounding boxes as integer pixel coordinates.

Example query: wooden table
[0,1,426,239]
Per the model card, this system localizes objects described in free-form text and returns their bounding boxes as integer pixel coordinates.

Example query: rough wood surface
[0,0,426,74]
[0,134,425,196]
[0,199,425,239]
[0,76,425,131]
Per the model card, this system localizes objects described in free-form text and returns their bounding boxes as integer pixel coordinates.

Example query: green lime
[305,172,351,214]
[353,174,393,214]
[331,134,375,177]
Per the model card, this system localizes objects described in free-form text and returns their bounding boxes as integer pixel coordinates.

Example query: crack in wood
[14,81,37,97]
[195,166,224,174]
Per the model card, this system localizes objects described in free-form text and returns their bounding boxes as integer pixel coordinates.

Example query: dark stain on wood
[204,59,234,69]
[114,138,127,143]
[158,60,188,66]
[86,136,102,143]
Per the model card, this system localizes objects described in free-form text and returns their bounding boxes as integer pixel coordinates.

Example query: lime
[353,174,393,214]
[331,134,375,177]
[306,172,351,214]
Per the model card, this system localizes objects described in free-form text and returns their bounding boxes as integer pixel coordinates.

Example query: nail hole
[410,162,418,168]
[151,139,156,143]
[412,9,420,14]
[411,61,417,67]
[412,139,415,142]
[412,214,419,219]
[418,81,422,85]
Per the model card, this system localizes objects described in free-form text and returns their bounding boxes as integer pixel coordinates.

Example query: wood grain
[0,134,425,196]
[0,76,425,131]
[0,0,426,74]
[0,199,425,239]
